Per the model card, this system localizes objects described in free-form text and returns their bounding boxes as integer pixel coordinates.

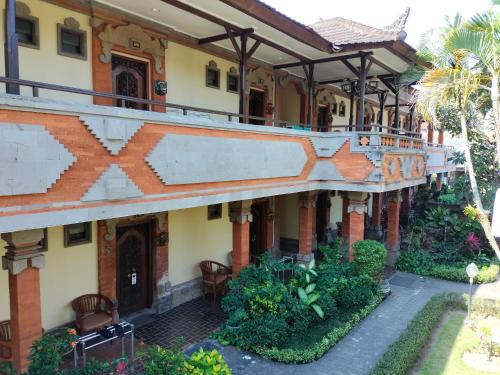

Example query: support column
[427,126,434,144]
[386,190,402,266]
[229,200,252,276]
[306,63,315,126]
[356,54,367,131]
[371,192,383,238]
[400,187,411,227]
[348,81,355,130]
[238,33,248,123]
[347,192,368,261]
[438,129,444,145]
[298,191,317,262]
[436,173,443,191]
[2,229,45,373]
[4,0,20,94]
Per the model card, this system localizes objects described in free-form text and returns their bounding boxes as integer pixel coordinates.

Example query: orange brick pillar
[438,129,444,145]
[386,190,402,266]
[347,192,369,261]
[400,187,411,227]
[229,200,253,276]
[2,230,45,373]
[298,191,317,262]
[371,192,383,237]
[427,126,434,144]
[436,173,443,191]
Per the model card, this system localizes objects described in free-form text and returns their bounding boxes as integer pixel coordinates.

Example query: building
[0,0,455,372]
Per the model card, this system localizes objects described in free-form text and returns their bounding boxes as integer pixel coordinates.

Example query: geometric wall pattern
[0,123,76,196]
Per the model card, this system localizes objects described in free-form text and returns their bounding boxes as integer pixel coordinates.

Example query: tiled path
[195,272,500,375]
[135,297,227,349]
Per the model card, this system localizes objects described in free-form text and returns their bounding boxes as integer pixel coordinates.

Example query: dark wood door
[316,192,328,245]
[116,223,150,316]
[249,89,265,125]
[112,55,148,110]
[250,202,267,261]
[317,106,328,132]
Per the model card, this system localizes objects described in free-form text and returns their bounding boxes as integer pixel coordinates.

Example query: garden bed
[216,240,389,364]
[370,293,500,375]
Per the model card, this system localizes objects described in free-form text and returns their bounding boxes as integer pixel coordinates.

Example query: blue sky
[261,0,492,48]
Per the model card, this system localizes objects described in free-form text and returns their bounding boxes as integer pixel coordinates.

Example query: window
[331,101,338,115]
[57,18,87,60]
[227,67,239,93]
[208,204,222,220]
[11,2,39,49]
[206,60,220,89]
[64,222,92,247]
[339,101,346,117]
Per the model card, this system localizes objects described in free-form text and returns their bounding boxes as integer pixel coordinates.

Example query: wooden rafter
[273,51,372,70]
[198,28,253,45]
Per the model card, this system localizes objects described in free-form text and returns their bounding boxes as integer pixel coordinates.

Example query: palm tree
[415,47,500,260]
[446,8,500,167]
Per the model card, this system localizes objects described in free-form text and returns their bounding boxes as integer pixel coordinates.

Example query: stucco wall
[330,194,343,228]
[280,83,301,124]
[166,42,239,118]
[168,204,232,286]
[0,0,92,103]
[0,223,98,330]
[278,193,299,240]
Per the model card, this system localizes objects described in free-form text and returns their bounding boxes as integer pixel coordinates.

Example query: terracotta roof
[310,13,409,47]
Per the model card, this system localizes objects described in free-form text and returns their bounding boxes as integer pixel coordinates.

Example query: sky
[261,0,492,49]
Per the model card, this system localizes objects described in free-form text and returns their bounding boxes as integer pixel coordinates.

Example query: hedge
[252,294,383,364]
[369,293,500,375]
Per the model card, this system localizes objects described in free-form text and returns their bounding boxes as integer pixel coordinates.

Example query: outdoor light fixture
[466,262,479,321]
[368,79,379,90]
[341,81,353,95]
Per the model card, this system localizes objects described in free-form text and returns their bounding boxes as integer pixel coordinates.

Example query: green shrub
[141,342,186,375]
[218,263,310,349]
[337,275,376,310]
[184,348,231,375]
[369,293,498,375]
[254,295,383,364]
[352,240,387,281]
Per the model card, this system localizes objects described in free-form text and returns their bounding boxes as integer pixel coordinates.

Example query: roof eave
[220,0,335,53]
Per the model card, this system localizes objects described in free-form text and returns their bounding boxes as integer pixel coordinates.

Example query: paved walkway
[191,272,500,375]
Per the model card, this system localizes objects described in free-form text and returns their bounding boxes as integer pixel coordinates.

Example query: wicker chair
[199,261,232,304]
[0,320,12,361]
[71,294,117,335]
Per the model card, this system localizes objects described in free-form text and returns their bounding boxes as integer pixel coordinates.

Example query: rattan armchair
[199,260,232,304]
[71,294,117,335]
[0,320,12,361]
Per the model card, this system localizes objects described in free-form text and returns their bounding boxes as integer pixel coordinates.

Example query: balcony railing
[0,76,422,139]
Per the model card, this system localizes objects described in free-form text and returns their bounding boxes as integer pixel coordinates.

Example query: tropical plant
[414,20,500,260]
[351,240,387,282]
[183,348,231,375]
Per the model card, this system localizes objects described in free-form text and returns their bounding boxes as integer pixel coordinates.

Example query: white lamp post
[466,262,479,321]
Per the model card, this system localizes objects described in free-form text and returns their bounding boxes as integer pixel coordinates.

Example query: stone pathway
[190,272,500,375]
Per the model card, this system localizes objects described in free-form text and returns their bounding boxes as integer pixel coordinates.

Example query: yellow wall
[0,0,92,103]
[166,42,239,118]
[0,224,98,330]
[278,194,299,240]
[168,204,232,286]
[280,83,301,124]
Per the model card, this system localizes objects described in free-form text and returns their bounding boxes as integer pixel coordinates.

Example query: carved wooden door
[112,55,148,110]
[116,223,149,316]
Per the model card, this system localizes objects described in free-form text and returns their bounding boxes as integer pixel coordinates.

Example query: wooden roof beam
[273,51,372,70]
[198,28,253,45]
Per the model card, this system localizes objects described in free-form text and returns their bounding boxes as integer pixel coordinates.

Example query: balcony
[0,77,454,232]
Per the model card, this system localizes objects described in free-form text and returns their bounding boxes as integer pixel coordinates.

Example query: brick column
[2,230,45,373]
[438,129,444,145]
[427,126,434,144]
[386,190,402,266]
[371,192,383,237]
[154,213,170,313]
[298,191,317,262]
[436,173,443,190]
[400,187,411,227]
[347,192,369,261]
[229,200,252,276]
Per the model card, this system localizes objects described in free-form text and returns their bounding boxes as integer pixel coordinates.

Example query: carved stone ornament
[229,200,253,224]
[98,23,168,74]
[388,190,403,203]
[278,74,291,87]
[63,17,80,30]
[104,219,119,241]
[347,202,368,215]
[16,1,31,17]
[299,192,317,208]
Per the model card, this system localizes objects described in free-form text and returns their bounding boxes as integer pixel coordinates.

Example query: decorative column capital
[347,192,369,214]
[388,190,402,204]
[229,200,253,224]
[2,229,45,275]
[299,191,317,208]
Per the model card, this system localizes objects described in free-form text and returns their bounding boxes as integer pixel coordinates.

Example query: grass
[418,311,490,375]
